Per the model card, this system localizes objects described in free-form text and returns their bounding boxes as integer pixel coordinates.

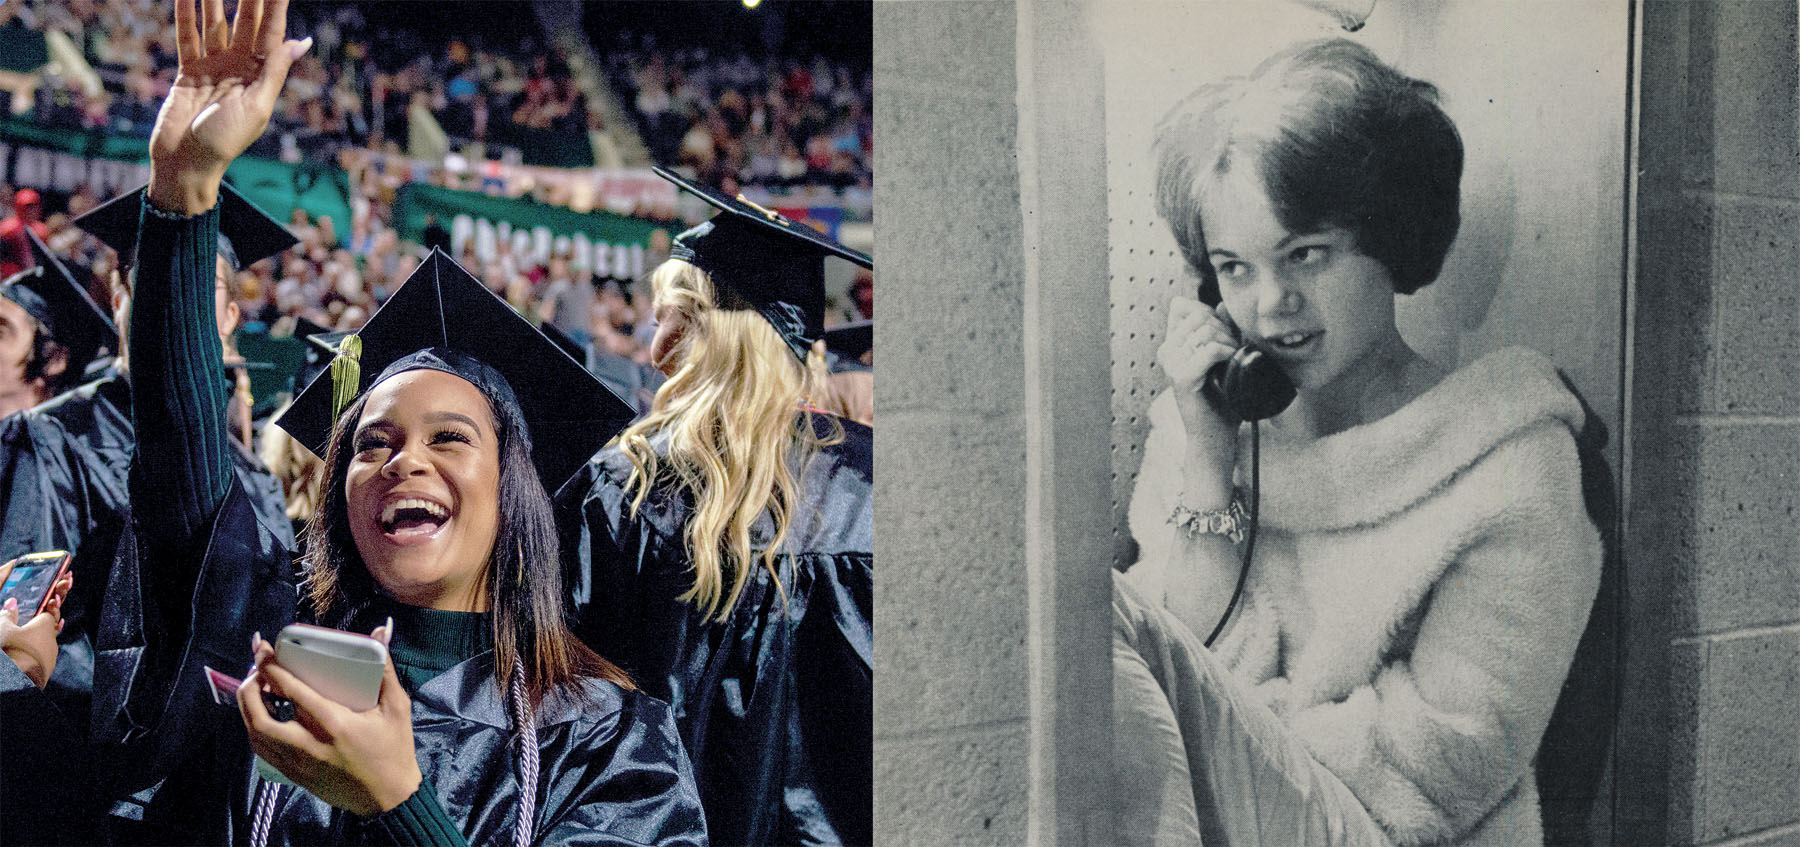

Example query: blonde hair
[259,403,327,526]
[616,259,840,620]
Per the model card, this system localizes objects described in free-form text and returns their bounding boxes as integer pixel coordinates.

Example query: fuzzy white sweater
[1125,347,1602,846]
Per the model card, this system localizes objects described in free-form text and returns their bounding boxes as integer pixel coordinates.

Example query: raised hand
[148,0,311,215]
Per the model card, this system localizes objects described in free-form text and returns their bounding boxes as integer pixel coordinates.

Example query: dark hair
[20,321,72,394]
[303,371,632,709]
[1154,39,1463,298]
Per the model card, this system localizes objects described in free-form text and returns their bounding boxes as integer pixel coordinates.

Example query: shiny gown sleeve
[0,642,108,844]
[531,687,710,846]
[0,412,87,561]
[558,421,873,847]
[88,198,299,842]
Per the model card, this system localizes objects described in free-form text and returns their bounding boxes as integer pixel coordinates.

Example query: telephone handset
[1200,296,1297,423]
[1193,284,1288,647]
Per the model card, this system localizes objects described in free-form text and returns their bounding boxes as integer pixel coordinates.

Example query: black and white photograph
[878,1,1796,846]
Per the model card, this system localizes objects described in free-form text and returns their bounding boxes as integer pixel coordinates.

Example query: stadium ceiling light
[742,0,762,8]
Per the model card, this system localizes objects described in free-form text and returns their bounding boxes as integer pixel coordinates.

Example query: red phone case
[1,552,72,617]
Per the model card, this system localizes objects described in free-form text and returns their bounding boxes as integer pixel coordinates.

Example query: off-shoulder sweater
[1126,347,1603,846]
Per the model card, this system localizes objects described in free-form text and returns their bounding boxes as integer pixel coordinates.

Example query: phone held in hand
[0,551,72,617]
[249,623,389,787]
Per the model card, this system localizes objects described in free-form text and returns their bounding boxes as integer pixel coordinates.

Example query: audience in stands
[2,1,870,402]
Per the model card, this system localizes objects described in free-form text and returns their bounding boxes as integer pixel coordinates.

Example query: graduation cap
[276,249,634,492]
[653,166,872,360]
[72,182,298,272]
[0,229,117,374]
[294,327,352,394]
[537,321,589,366]
[821,319,872,367]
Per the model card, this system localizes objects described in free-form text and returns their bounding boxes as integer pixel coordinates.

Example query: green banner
[0,118,353,246]
[393,182,670,279]
[222,156,355,247]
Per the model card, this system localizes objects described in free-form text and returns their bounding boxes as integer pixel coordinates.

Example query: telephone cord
[1204,420,1259,648]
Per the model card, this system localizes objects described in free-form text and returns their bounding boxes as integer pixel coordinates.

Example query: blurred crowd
[597,32,872,194]
[3,1,872,197]
[4,0,581,155]
[4,178,872,372]
[1,0,874,369]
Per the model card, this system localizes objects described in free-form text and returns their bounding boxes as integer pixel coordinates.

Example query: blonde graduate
[558,179,874,845]
[615,257,841,619]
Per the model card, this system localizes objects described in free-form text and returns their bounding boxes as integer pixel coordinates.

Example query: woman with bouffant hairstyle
[1113,40,1600,846]
[561,170,874,847]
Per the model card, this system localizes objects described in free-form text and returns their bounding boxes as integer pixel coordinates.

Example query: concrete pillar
[874,2,1114,842]
[874,3,1031,842]
[1631,2,1800,844]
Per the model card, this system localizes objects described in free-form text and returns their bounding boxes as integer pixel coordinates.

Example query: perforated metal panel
[1105,147,1194,567]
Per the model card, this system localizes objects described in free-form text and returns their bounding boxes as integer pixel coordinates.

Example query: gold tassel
[329,334,363,420]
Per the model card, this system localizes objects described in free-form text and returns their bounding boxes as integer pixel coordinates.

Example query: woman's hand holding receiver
[0,573,72,690]
[148,0,311,214]
[1157,296,1242,506]
[237,625,424,818]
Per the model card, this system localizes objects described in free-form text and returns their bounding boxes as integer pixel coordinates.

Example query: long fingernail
[3,598,15,612]
[383,616,394,646]
[252,631,263,652]
[289,36,313,59]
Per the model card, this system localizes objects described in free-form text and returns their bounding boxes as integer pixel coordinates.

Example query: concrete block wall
[1634,2,1800,845]
[873,3,1031,843]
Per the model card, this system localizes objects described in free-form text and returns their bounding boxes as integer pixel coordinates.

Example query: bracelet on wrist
[1168,494,1249,544]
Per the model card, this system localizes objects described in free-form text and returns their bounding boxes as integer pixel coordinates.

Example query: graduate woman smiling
[91,0,707,842]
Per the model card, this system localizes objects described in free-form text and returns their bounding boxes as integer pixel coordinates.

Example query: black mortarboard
[653,166,873,360]
[821,319,872,365]
[276,249,634,492]
[72,182,299,272]
[0,229,117,373]
[536,321,589,366]
[299,325,351,386]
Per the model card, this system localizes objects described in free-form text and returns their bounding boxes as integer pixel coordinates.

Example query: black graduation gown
[0,367,293,716]
[557,416,873,847]
[0,647,106,845]
[92,471,300,845]
[264,650,709,846]
[91,472,708,846]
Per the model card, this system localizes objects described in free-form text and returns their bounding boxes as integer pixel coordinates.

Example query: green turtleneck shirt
[363,596,492,846]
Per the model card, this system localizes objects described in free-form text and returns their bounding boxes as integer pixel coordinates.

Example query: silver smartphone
[254,623,388,786]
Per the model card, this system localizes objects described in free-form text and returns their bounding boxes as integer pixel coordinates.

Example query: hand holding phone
[238,622,422,815]
[1195,299,1295,424]
[0,551,74,618]
[245,624,388,786]
[0,554,73,689]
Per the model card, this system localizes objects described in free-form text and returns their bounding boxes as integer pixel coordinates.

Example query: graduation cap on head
[653,166,872,360]
[72,182,298,272]
[276,249,635,492]
[292,327,351,395]
[0,229,117,374]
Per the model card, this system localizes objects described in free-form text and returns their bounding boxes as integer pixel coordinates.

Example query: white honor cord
[249,778,281,847]
[512,656,539,847]
[246,659,538,847]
